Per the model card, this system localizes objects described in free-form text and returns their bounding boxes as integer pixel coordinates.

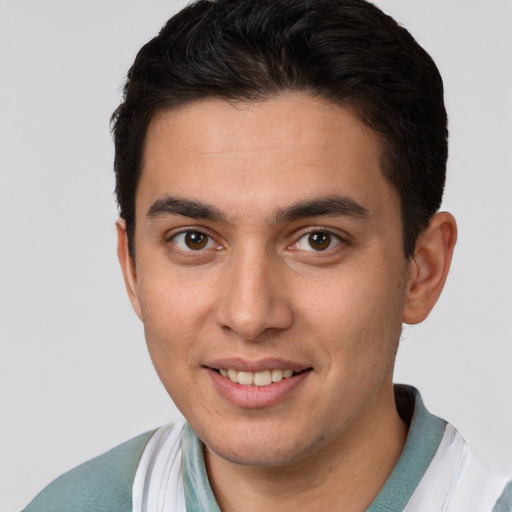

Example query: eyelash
[167,227,347,255]
[291,230,344,252]
[167,230,219,253]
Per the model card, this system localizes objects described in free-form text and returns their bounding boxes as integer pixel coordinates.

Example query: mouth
[204,359,313,407]
[213,367,309,387]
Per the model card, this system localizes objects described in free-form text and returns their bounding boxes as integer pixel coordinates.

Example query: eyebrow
[146,194,369,224]
[147,196,226,222]
[273,195,370,223]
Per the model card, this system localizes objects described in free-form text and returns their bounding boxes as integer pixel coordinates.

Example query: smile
[218,368,296,386]
[207,365,312,408]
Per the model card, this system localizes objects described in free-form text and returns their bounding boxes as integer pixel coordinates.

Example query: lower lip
[207,368,311,408]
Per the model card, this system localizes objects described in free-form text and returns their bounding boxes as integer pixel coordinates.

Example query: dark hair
[112,0,447,258]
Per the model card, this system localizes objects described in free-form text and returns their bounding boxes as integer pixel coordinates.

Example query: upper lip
[204,358,311,373]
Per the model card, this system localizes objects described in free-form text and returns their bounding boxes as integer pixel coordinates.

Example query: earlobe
[116,219,143,320]
[402,212,457,325]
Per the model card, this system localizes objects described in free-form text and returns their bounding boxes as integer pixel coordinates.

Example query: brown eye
[308,232,332,251]
[293,230,342,252]
[184,231,208,250]
[171,231,213,251]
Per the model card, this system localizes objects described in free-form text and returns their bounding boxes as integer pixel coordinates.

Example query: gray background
[1,1,511,510]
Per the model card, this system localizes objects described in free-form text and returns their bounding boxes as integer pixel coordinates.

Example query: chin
[197,419,326,468]
[208,439,305,468]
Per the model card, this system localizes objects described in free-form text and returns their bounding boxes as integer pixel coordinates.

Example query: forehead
[138,94,396,222]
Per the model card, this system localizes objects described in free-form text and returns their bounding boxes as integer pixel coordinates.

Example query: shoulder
[449,437,512,512]
[409,424,512,511]
[393,386,512,511]
[22,430,155,512]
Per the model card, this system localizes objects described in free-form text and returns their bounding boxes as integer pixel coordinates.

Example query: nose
[214,247,293,341]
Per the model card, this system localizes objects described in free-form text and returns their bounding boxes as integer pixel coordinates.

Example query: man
[22,0,511,510]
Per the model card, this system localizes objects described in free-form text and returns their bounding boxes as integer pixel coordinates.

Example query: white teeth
[271,369,283,382]
[254,370,272,386]
[237,371,254,385]
[219,368,296,386]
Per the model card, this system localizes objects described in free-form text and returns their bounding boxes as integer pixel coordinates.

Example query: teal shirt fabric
[22,430,154,512]
[182,424,221,512]
[368,385,446,511]
[494,481,512,512]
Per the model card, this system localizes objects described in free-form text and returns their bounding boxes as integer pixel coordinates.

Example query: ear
[402,212,457,325]
[116,219,143,320]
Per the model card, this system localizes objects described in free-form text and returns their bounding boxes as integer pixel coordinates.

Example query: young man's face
[120,94,415,467]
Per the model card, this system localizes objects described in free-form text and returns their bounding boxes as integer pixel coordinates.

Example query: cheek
[298,261,406,364]
[136,271,214,365]
[137,278,212,414]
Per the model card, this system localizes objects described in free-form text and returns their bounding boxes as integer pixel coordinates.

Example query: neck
[205,384,408,512]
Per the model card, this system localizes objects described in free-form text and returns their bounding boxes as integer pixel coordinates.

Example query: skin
[117,94,457,511]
